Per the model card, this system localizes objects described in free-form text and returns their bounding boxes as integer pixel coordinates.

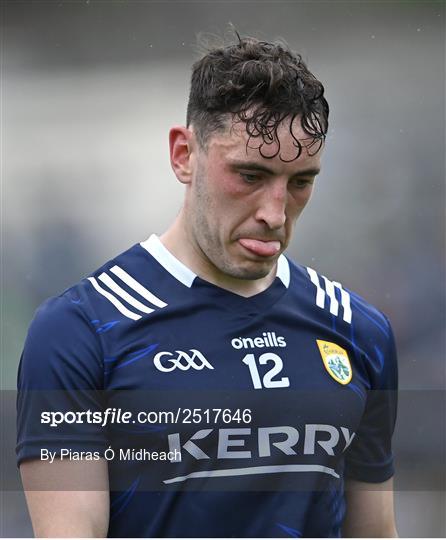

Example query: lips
[238,238,281,257]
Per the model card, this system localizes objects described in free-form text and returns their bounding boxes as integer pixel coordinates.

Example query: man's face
[185,116,323,282]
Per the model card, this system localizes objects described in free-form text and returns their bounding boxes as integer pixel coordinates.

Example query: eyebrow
[230,161,321,177]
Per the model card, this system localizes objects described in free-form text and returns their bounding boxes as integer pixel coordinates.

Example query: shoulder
[20,291,104,390]
[23,238,173,355]
[83,240,171,324]
[287,258,397,393]
[19,243,149,389]
[26,235,177,341]
[287,258,396,374]
[27,242,143,326]
[288,258,392,328]
[29,241,167,330]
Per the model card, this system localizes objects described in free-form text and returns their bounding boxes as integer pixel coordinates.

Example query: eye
[240,172,261,184]
[291,178,314,189]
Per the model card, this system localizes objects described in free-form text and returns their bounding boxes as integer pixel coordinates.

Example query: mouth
[237,238,282,258]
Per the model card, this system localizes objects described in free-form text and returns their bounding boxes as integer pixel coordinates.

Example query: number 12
[242,353,290,389]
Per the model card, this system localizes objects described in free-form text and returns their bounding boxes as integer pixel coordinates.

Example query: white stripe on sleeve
[110,266,167,308]
[98,273,154,314]
[87,277,142,321]
[323,276,340,317]
[333,281,352,323]
[307,267,326,309]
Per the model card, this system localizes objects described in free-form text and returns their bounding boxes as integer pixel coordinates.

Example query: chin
[226,261,274,281]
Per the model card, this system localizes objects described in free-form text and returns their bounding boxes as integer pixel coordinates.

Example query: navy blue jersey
[17,235,398,537]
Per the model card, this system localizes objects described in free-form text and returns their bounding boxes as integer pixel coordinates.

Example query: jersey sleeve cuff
[344,456,395,483]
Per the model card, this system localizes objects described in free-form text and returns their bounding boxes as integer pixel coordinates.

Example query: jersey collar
[140,234,290,289]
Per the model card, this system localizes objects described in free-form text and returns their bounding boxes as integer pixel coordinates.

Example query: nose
[255,180,287,230]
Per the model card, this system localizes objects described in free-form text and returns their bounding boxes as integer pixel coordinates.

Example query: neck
[160,212,277,297]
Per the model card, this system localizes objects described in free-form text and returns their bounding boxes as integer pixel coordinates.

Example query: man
[17,35,398,537]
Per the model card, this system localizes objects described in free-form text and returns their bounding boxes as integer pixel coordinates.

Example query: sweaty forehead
[206,117,324,166]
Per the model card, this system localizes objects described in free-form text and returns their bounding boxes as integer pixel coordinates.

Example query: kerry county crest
[316,340,352,385]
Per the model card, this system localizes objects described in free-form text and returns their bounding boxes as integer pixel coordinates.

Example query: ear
[169,126,196,185]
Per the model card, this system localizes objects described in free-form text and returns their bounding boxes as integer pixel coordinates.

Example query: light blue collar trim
[276,254,290,288]
[141,234,290,289]
[140,234,196,287]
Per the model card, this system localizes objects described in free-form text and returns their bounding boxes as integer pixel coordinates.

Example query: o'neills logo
[231,332,286,350]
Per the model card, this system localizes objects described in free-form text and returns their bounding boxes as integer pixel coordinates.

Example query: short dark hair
[186,34,329,160]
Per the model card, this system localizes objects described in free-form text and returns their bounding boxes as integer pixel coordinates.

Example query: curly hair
[186,34,329,161]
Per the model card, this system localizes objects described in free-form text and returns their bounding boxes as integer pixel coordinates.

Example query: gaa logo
[154,349,214,373]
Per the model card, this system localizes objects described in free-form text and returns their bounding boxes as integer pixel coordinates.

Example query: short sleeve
[344,317,398,483]
[16,294,107,465]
